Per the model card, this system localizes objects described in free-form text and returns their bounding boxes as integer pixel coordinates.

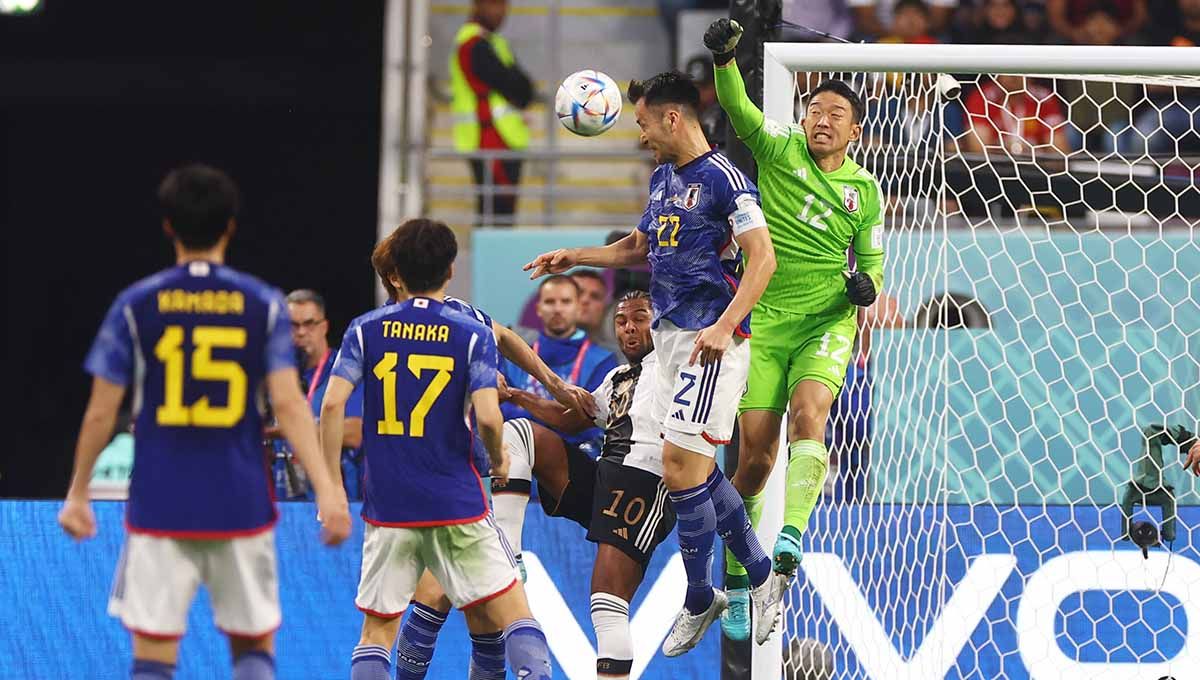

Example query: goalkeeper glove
[844,271,877,307]
[704,18,743,67]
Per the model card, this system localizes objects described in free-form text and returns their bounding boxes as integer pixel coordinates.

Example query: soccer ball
[555,70,622,137]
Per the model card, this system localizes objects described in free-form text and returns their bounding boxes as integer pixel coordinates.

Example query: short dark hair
[286,289,326,315]
[570,269,607,290]
[617,289,651,305]
[893,0,929,16]
[158,164,239,250]
[377,218,458,295]
[806,80,866,124]
[627,71,701,117]
[538,274,579,298]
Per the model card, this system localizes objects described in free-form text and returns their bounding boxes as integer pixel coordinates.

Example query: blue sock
[669,482,717,614]
[503,618,552,680]
[350,644,391,680]
[395,602,447,679]
[707,467,771,588]
[468,631,506,680]
[232,650,274,680]
[131,659,174,680]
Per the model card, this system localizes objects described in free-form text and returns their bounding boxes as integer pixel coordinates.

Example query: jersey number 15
[373,353,454,437]
[154,325,247,428]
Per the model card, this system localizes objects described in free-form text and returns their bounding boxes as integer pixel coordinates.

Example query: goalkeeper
[703,19,886,639]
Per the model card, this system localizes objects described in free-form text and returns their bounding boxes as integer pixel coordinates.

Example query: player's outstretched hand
[704,18,743,65]
[524,249,577,279]
[690,321,733,367]
[1185,440,1200,477]
[844,271,878,307]
[317,496,352,546]
[551,381,598,419]
[58,497,97,541]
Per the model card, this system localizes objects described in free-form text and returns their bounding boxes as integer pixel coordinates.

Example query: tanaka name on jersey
[381,320,451,342]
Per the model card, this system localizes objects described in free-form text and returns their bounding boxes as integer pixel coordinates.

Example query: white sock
[590,592,632,679]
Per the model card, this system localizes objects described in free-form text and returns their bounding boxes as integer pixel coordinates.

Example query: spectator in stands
[1168,0,1200,44]
[571,268,618,351]
[967,0,1028,43]
[842,0,958,40]
[450,0,534,226]
[501,275,619,457]
[882,0,939,42]
[963,74,1073,155]
[1046,0,1146,43]
[266,289,364,500]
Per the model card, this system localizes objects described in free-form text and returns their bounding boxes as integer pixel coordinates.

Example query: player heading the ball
[526,70,788,657]
[319,218,552,680]
[59,164,352,680]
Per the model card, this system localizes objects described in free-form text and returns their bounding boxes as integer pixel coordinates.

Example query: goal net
[754,44,1200,680]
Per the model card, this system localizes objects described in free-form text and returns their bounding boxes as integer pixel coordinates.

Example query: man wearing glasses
[266,289,365,500]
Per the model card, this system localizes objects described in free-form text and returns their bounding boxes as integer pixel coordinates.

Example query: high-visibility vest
[449,22,531,152]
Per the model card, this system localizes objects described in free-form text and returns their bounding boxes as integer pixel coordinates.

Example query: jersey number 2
[373,353,454,437]
[154,325,248,427]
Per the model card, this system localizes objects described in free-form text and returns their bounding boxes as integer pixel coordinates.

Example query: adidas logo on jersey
[612,526,629,539]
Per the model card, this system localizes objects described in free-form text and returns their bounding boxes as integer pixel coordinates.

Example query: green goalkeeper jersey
[714,62,885,314]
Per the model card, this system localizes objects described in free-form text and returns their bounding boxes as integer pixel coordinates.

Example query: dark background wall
[1,1,384,496]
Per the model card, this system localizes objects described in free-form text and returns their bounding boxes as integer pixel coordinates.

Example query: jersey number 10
[373,353,454,437]
[154,325,248,428]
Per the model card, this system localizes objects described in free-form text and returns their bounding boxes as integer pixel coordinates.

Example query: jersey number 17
[373,353,453,437]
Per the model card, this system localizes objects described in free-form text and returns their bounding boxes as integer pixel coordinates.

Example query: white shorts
[355,515,519,618]
[652,320,749,458]
[108,530,280,639]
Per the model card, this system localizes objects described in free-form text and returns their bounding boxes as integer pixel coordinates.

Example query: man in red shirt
[963,74,1072,155]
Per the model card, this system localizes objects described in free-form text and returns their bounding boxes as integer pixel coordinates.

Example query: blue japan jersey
[636,150,759,336]
[332,297,498,526]
[83,262,294,537]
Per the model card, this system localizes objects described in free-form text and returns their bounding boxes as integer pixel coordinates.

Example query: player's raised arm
[705,19,792,163]
[524,229,648,278]
[506,388,595,434]
[493,320,597,417]
[59,376,126,540]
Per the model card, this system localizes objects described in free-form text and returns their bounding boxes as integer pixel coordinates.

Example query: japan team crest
[682,184,702,211]
[843,185,859,213]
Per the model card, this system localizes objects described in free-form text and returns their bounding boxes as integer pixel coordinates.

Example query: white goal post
[753,43,1200,680]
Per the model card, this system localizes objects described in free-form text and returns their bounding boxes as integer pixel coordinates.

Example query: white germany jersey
[591,350,662,477]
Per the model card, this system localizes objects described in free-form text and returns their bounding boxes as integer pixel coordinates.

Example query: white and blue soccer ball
[555,69,622,137]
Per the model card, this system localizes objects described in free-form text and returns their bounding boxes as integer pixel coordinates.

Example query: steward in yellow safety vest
[449,0,534,224]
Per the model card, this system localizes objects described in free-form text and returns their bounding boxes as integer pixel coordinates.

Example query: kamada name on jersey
[157,289,245,315]
[381,320,450,343]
